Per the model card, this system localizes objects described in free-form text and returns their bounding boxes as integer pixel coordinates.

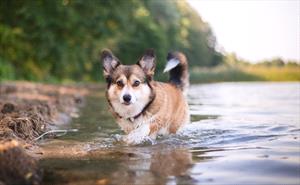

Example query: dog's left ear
[137,49,156,79]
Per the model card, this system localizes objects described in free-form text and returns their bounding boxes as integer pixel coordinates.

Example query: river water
[40,82,300,185]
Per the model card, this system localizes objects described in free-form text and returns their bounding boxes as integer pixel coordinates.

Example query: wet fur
[101,49,189,145]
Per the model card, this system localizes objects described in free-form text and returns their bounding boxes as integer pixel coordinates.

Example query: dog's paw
[123,124,151,145]
[123,135,143,145]
[123,135,155,145]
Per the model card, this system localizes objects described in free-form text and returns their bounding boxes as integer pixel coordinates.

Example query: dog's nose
[123,94,131,103]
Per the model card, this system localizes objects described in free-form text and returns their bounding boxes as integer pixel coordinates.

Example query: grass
[190,65,300,83]
[243,65,300,81]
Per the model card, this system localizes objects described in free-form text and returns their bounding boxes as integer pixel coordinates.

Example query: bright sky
[187,0,300,62]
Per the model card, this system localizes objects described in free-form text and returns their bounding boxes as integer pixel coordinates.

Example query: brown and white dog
[100,49,190,145]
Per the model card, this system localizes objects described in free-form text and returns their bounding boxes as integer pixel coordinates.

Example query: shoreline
[0,82,89,185]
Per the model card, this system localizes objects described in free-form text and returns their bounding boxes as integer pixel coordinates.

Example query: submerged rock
[0,140,42,185]
[1,103,15,114]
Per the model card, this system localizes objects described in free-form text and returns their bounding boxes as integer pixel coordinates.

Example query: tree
[0,0,224,81]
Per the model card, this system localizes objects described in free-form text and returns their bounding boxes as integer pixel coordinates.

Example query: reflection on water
[40,82,300,185]
[42,146,194,185]
[109,147,194,185]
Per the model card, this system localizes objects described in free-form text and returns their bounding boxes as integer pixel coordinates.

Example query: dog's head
[100,49,156,118]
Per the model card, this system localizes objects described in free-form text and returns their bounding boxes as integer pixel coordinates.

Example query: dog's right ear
[137,49,156,80]
[100,49,120,79]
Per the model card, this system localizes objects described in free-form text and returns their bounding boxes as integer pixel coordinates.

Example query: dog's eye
[116,80,124,87]
[133,80,140,87]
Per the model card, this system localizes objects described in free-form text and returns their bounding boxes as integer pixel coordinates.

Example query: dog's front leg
[123,123,151,145]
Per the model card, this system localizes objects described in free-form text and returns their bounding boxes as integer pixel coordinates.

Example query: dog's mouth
[122,102,131,106]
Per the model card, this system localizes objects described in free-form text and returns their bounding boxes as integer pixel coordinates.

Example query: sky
[187,0,299,62]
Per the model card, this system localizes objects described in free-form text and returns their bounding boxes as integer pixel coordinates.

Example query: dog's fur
[101,49,189,145]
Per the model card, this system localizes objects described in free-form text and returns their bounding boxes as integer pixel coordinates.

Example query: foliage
[0,0,222,81]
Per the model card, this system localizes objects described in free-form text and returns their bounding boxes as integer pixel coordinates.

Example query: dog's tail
[164,51,189,95]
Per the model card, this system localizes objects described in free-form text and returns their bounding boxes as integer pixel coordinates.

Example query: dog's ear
[137,49,156,79]
[100,49,120,79]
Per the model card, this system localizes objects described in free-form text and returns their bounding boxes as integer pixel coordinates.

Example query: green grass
[190,65,300,83]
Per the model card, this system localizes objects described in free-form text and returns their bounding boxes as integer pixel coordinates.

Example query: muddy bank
[0,81,89,185]
[0,82,88,142]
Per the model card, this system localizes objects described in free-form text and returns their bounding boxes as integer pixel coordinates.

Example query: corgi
[100,49,190,145]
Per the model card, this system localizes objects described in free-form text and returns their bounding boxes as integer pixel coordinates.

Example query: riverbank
[0,82,89,185]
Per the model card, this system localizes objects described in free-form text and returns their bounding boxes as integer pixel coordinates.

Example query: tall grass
[243,66,300,81]
[190,65,300,83]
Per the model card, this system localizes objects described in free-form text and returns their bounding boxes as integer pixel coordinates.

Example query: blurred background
[0,2,299,184]
[0,0,299,83]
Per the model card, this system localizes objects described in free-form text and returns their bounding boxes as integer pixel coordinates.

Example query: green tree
[0,0,224,82]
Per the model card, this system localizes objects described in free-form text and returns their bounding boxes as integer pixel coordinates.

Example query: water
[40,82,300,185]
